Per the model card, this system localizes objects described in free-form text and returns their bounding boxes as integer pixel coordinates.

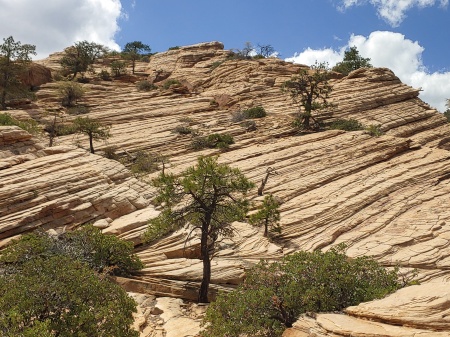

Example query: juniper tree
[144,156,254,302]
[73,116,111,154]
[123,41,151,74]
[332,46,372,76]
[0,36,36,109]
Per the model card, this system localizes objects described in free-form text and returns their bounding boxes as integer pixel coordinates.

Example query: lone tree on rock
[144,156,254,303]
[249,194,281,238]
[332,46,372,75]
[73,116,111,154]
[60,41,108,79]
[283,62,333,130]
[123,41,151,74]
[0,36,36,110]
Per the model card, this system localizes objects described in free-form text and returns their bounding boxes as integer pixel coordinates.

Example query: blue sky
[0,0,449,110]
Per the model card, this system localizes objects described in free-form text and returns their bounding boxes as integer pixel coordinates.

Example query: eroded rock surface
[3,42,450,336]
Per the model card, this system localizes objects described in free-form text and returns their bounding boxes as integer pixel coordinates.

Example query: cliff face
[3,42,450,336]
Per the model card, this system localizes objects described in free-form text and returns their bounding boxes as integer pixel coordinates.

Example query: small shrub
[136,80,156,91]
[242,119,257,131]
[203,244,405,337]
[0,112,40,135]
[329,118,364,131]
[130,150,159,176]
[162,79,181,90]
[244,106,267,119]
[110,60,127,77]
[76,76,90,84]
[103,146,119,160]
[252,54,265,59]
[366,124,384,137]
[99,69,112,81]
[168,46,180,51]
[67,105,89,115]
[173,125,193,135]
[192,133,234,150]
[141,55,150,63]
[178,116,194,124]
[210,61,224,71]
[210,99,219,108]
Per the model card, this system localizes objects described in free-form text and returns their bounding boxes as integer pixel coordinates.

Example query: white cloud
[0,0,123,59]
[339,0,449,26]
[286,31,450,112]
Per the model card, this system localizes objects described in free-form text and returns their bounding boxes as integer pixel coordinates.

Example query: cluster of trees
[0,226,142,336]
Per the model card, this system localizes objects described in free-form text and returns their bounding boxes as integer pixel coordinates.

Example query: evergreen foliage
[249,194,281,238]
[60,41,108,79]
[328,118,364,131]
[0,36,36,109]
[332,46,372,76]
[282,62,333,130]
[73,116,111,154]
[203,245,403,337]
[0,112,40,134]
[57,81,85,106]
[144,156,254,302]
[122,41,151,74]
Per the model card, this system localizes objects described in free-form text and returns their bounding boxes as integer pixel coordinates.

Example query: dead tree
[258,167,277,196]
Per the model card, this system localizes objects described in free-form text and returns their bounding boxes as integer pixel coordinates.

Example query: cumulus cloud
[339,0,449,26]
[0,0,123,59]
[286,31,450,111]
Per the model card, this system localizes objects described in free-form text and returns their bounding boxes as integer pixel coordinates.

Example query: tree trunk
[198,227,211,303]
[89,134,95,154]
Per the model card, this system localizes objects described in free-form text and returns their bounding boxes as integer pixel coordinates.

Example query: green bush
[168,46,180,50]
[0,226,143,276]
[99,69,112,81]
[329,118,364,131]
[0,112,40,135]
[232,106,267,122]
[366,124,384,137]
[192,133,234,150]
[203,245,404,337]
[210,61,224,71]
[173,125,194,135]
[136,80,156,91]
[162,79,181,89]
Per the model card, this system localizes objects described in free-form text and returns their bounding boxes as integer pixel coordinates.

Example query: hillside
[2,42,450,336]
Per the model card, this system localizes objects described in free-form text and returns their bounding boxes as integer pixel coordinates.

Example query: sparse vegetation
[249,194,281,238]
[144,156,254,302]
[162,78,181,89]
[73,116,111,154]
[136,80,156,91]
[57,81,85,107]
[366,124,384,137]
[122,41,151,74]
[130,150,160,177]
[283,62,333,131]
[173,125,194,135]
[232,106,267,122]
[110,60,127,77]
[0,36,36,110]
[203,245,404,337]
[329,118,364,131]
[59,41,108,79]
[332,46,372,76]
[0,112,40,135]
[210,61,224,71]
[168,46,180,50]
[191,133,234,150]
[99,69,112,81]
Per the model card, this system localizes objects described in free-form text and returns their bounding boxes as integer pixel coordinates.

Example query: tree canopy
[249,194,281,238]
[282,62,333,130]
[144,156,254,302]
[0,226,142,337]
[122,41,151,74]
[203,245,404,337]
[0,36,36,109]
[60,41,108,79]
[332,46,372,75]
[73,116,111,154]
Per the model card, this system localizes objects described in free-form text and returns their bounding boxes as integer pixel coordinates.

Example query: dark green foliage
[366,124,384,137]
[445,109,450,122]
[162,78,181,89]
[249,194,281,238]
[332,46,372,76]
[209,61,224,71]
[191,133,234,150]
[328,118,364,131]
[144,156,254,302]
[0,226,143,276]
[136,80,156,91]
[60,41,108,79]
[99,69,111,81]
[123,41,151,74]
[244,106,267,118]
[0,36,36,109]
[130,150,160,177]
[0,227,142,336]
[110,60,127,77]
[0,256,139,337]
[203,245,403,337]
[0,112,40,134]
[283,62,333,130]
[173,125,194,134]
[73,116,111,154]
[57,81,85,107]
[168,46,180,50]
[256,44,276,58]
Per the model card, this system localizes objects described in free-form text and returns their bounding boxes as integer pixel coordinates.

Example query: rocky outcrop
[19,63,52,88]
[4,42,450,336]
